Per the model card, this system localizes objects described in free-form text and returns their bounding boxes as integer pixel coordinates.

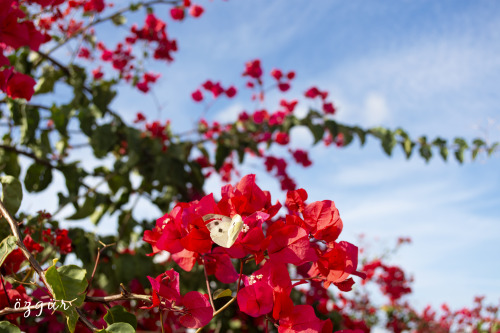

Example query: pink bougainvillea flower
[243,59,263,80]
[178,291,213,328]
[237,280,274,317]
[322,102,336,114]
[291,149,312,167]
[253,109,269,124]
[278,304,323,332]
[334,277,355,292]
[6,72,36,101]
[54,229,72,254]
[251,261,294,319]
[275,132,290,145]
[147,269,181,306]
[285,188,308,213]
[309,241,365,288]
[189,4,204,18]
[225,85,237,98]
[271,68,283,80]
[205,248,239,283]
[170,7,185,21]
[83,0,105,13]
[280,99,298,113]
[278,82,290,92]
[268,224,317,265]
[192,89,203,101]
[171,248,198,271]
[302,200,343,242]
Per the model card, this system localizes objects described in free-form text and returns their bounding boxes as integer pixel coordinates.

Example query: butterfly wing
[205,215,232,248]
[226,214,243,248]
[206,220,231,248]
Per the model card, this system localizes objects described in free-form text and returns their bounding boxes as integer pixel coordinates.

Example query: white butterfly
[203,214,243,248]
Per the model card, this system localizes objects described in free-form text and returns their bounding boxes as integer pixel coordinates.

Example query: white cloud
[363,92,391,126]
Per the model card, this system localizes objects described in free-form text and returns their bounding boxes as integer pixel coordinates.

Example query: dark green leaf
[51,104,71,137]
[215,142,231,171]
[67,195,96,220]
[98,322,136,333]
[0,321,21,333]
[104,305,137,329]
[381,131,396,155]
[0,236,17,268]
[91,124,116,158]
[20,106,40,145]
[309,124,324,144]
[400,139,414,158]
[0,150,21,177]
[324,120,339,138]
[0,176,23,214]
[92,81,117,115]
[352,126,366,146]
[78,107,96,136]
[24,163,52,192]
[35,66,64,94]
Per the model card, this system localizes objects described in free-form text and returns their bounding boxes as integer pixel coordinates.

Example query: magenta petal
[237,281,274,317]
[179,291,213,328]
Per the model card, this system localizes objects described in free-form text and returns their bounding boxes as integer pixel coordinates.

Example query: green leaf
[215,142,231,171]
[45,264,88,333]
[381,131,396,156]
[98,322,136,333]
[432,138,448,161]
[51,104,72,137]
[0,321,21,333]
[0,176,23,214]
[488,142,499,156]
[104,305,137,329]
[352,126,366,146]
[338,125,354,146]
[308,124,324,144]
[0,236,17,268]
[111,14,127,26]
[0,149,21,177]
[60,163,85,197]
[35,66,64,94]
[118,210,137,243]
[454,138,468,163]
[92,81,117,115]
[324,119,339,138]
[418,137,432,162]
[67,195,96,220]
[472,147,480,160]
[20,106,40,145]
[91,124,116,158]
[78,107,96,136]
[213,289,232,299]
[68,65,88,107]
[24,163,53,192]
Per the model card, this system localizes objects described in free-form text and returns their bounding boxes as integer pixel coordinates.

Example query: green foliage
[104,305,138,329]
[0,321,21,333]
[0,176,23,214]
[97,323,136,333]
[0,236,17,268]
[24,163,52,192]
[45,263,88,333]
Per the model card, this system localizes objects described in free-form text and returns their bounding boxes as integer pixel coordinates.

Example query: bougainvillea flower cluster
[144,174,365,330]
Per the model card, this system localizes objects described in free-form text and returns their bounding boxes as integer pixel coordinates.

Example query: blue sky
[21,0,500,314]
